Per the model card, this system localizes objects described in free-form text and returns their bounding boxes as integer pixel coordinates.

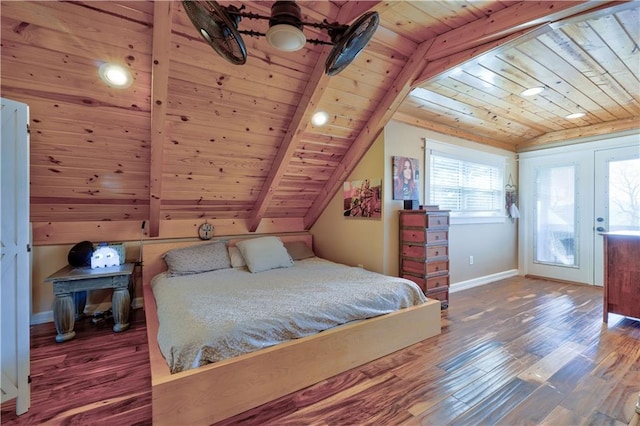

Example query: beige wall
[312,120,518,285]
[311,134,386,272]
[385,120,518,283]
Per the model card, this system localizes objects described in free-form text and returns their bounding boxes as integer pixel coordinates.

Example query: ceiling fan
[182,0,379,76]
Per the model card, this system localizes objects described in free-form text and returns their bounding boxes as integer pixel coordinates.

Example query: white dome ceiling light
[521,86,544,97]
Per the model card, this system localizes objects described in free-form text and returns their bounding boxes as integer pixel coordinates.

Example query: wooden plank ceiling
[1,1,638,242]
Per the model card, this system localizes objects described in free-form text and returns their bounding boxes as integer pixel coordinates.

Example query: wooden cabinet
[400,208,450,309]
[602,231,640,322]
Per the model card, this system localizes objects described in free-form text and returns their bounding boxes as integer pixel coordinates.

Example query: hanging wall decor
[343,178,382,218]
[505,173,519,222]
[393,156,420,200]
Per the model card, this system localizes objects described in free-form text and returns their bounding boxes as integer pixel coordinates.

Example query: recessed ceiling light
[521,87,544,97]
[311,111,329,127]
[565,112,586,119]
[98,63,132,88]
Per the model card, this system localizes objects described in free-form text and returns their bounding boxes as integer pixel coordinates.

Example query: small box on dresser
[399,207,450,309]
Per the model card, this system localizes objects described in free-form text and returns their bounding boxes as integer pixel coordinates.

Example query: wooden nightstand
[45,263,134,342]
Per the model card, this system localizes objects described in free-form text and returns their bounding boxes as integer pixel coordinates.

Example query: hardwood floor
[2,276,639,425]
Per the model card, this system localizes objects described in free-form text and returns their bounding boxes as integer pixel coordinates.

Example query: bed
[142,233,441,425]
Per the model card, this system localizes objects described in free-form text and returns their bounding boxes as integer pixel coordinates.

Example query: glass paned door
[593,146,640,285]
[520,150,593,284]
[534,165,578,267]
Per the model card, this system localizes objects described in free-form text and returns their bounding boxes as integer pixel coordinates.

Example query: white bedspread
[151,257,427,373]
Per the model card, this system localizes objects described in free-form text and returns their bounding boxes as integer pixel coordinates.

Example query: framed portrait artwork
[343,178,382,218]
[392,156,420,200]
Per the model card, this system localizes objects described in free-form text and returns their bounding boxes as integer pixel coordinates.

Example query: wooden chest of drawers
[399,208,450,309]
[602,231,640,322]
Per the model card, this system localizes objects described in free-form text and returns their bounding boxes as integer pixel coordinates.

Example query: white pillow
[228,246,246,268]
[235,236,293,273]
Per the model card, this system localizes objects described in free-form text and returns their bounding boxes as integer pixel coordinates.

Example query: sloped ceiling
[1,1,638,244]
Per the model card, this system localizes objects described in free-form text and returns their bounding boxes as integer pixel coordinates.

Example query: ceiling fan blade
[325,11,379,76]
[182,0,247,65]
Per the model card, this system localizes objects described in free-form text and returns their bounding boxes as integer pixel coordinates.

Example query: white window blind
[426,141,505,224]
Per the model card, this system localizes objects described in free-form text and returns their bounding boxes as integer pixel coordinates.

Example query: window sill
[451,216,507,225]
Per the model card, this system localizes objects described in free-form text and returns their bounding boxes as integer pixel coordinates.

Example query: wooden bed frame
[142,233,441,425]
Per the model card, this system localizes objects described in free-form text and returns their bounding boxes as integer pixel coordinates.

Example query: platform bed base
[142,235,441,426]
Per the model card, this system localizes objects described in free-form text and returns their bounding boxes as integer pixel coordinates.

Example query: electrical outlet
[469,255,474,265]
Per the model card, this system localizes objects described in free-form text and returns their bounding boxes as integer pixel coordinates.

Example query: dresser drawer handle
[435,251,439,255]
[435,235,439,240]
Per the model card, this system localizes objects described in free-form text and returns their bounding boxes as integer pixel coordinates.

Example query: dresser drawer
[402,244,448,260]
[426,245,447,259]
[426,287,449,303]
[426,260,448,276]
[426,275,449,290]
[402,274,427,292]
[426,230,447,244]
[427,214,449,228]
[402,259,449,276]
[402,244,426,259]
[402,274,450,295]
[400,212,449,229]
[401,229,448,245]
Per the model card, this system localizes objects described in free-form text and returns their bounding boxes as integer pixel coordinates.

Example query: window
[426,141,505,224]
[533,164,578,267]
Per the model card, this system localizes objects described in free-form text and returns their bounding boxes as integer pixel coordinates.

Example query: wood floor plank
[517,341,587,383]
[496,383,565,426]
[547,354,597,394]
[450,377,540,424]
[2,276,639,426]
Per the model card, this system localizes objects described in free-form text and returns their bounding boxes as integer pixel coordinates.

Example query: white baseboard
[450,269,519,293]
[30,297,144,325]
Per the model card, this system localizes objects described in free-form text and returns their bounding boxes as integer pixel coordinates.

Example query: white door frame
[1,98,31,415]
[518,132,640,284]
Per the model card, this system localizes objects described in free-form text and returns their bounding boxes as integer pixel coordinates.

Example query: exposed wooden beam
[304,38,435,229]
[415,1,604,84]
[247,47,332,232]
[248,1,381,232]
[340,0,387,22]
[391,112,515,152]
[516,117,640,152]
[30,218,305,245]
[149,1,172,238]
[412,25,548,88]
